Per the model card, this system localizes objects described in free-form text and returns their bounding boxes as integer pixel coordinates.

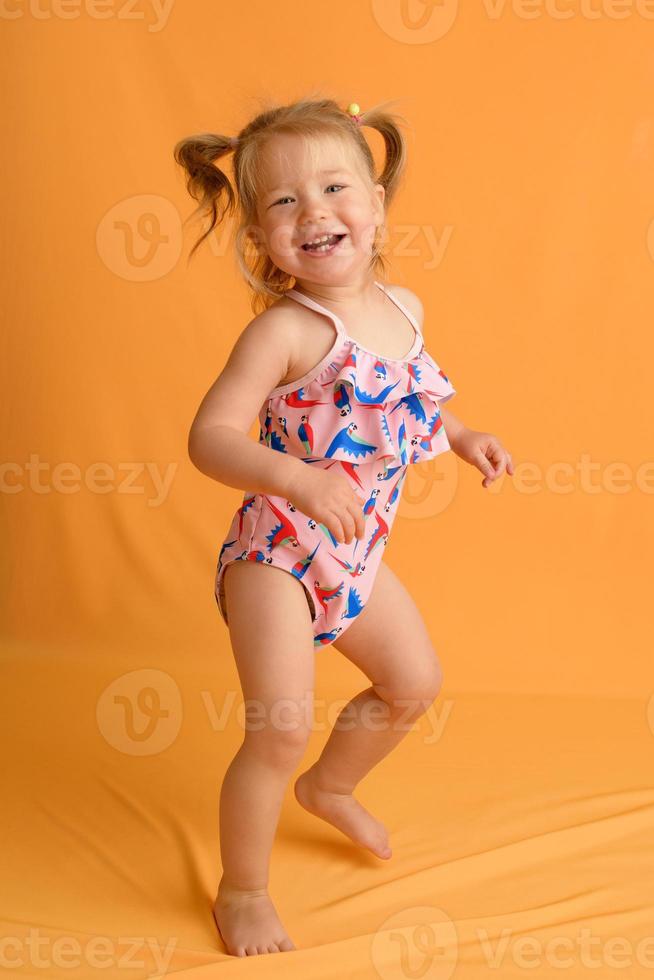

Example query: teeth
[303,233,342,250]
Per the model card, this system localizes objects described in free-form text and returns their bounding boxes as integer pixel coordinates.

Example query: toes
[236,942,281,956]
[278,937,296,951]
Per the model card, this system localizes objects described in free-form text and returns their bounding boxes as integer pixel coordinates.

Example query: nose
[297,193,331,228]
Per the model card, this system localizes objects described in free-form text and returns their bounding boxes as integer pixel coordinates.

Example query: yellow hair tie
[345,102,362,125]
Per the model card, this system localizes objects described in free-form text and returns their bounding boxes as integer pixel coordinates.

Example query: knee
[377,658,443,714]
[409,660,444,706]
[243,716,311,769]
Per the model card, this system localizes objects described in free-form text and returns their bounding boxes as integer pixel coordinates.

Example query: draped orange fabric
[2,3,652,976]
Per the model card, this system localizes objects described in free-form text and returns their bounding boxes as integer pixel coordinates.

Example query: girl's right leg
[213,559,315,957]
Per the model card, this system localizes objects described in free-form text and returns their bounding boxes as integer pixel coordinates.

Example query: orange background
[2,2,653,977]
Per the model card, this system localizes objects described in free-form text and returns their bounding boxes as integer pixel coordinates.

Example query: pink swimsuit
[214,280,457,648]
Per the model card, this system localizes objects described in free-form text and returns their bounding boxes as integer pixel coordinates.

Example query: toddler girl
[174,96,514,958]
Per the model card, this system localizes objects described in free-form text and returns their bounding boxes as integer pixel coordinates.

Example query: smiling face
[252,131,385,286]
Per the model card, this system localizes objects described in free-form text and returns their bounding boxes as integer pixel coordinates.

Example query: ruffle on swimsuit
[260,280,457,469]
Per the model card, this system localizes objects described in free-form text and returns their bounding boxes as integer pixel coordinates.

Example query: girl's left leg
[294,560,443,858]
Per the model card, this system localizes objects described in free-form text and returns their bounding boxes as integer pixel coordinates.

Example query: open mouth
[301,233,347,254]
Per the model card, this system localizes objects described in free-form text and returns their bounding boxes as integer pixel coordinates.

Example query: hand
[285,465,366,543]
[451,428,514,489]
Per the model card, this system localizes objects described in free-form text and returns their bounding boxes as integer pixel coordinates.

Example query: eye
[271,184,346,206]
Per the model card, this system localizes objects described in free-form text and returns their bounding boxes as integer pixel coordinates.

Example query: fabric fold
[262,342,456,466]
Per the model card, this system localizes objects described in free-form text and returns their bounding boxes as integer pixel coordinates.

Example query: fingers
[476,449,497,486]
[481,460,505,488]
[326,512,345,542]
[481,445,513,487]
[327,495,365,544]
[493,453,507,479]
[493,445,514,479]
[341,509,356,543]
[318,477,366,543]
[327,508,354,544]
[350,495,366,540]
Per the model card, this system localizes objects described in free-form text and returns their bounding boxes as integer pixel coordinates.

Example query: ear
[246,223,264,247]
[372,182,385,224]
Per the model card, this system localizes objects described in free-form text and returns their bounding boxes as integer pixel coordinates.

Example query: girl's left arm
[440,405,514,490]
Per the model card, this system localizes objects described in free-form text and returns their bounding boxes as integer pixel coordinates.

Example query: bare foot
[213,879,297,957]
[294,765,392,859]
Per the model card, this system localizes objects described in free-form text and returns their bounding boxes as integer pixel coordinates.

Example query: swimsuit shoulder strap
[373,280,424,341]
[284,288,346,336]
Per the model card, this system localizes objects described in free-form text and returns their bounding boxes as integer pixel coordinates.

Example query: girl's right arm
[188,308,365,544]
[188,308,305,500]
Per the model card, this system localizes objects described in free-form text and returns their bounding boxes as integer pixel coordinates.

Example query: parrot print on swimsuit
[291,539,321,582]
[387,387,430,424]
[314,626,343,647]
[351,487,382,559]
[335,458,366,490]
[283,389,328,408]
[379,411,395,451]
[341,585,365,620]
[218,538,238,571]
[376,457,405,481]
[314,579,345,617]
[329,553,366,577]
[384,468,407,512]
[395,418,410,465]
[263,406,273,446]
[342,349,402,405]
[312,521,341,546]
[321,353,356,406]
[263,496,300,551]
[325,422,378,460]
[269,431,287,453]
[363,510,390,561]
[373,359,387,380]
[231,495,258,536]
[410,408,446,456]
[334,379,388,416]
[351,377,401,405]
[333,380,353,416]
[406,362,425,386]
[243,550,273,564]
[298,414,314,455]
[363,487,381,517]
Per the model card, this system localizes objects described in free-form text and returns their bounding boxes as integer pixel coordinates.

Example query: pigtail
[173,133,237,260]
[357,100,409,211]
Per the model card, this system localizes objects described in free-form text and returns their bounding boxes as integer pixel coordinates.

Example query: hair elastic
[345,102,363,125]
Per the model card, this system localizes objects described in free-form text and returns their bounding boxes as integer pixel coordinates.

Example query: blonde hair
[173,94,409,314]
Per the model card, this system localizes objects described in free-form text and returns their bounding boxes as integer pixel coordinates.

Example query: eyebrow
[265,169,351,195]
